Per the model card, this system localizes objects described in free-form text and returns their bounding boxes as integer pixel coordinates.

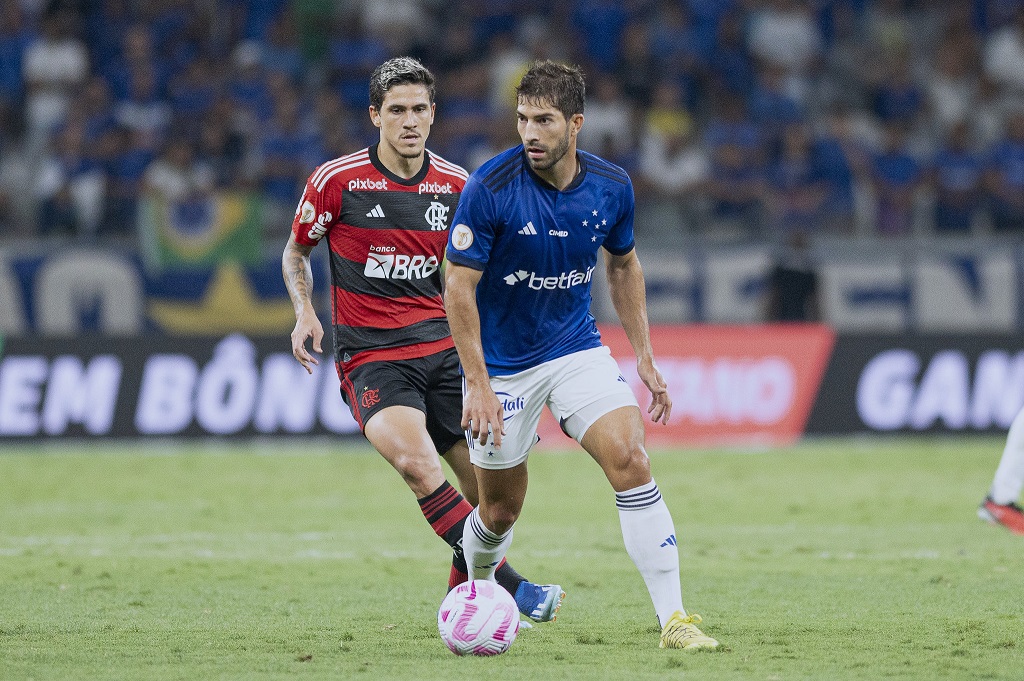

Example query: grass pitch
[1,437,1022,680]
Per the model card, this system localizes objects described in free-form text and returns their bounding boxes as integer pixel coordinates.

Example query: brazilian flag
[139,192,264,271]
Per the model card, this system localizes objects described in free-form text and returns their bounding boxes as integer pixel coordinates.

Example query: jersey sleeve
[445,174,498,270]
[291,173,341,248]
[602,177,636,256]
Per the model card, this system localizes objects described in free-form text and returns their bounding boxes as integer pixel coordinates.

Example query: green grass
[1,437,1022,680]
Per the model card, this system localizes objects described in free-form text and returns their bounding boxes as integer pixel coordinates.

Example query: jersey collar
[521,146,587,192]
[369,143,432,186]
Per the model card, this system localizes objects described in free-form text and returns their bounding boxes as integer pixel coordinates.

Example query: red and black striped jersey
[291,144,467,373]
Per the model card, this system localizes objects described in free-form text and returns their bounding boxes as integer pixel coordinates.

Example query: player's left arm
[605,248,672,425]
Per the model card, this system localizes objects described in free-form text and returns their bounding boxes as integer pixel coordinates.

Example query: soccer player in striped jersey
[444,61,720,649]
[282,57,563,622]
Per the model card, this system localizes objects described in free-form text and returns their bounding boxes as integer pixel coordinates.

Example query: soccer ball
[437,579,520,656]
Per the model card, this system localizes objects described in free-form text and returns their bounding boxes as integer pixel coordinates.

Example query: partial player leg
[580,406,717,648]
[441,440,531,594]
[463,462,563,621]
[580,407,678,622]
[463,462,528,579]
[980,405,1024,534]
[366,405,476,587]
[989,405,1024,505]
[367,405,561,620]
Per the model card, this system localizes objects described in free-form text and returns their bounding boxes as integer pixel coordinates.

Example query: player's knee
[480,503,519,535]
[607,441,651,488]
[391,452,441,491]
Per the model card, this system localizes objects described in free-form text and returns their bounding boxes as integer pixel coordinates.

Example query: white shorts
[467,346,639,470]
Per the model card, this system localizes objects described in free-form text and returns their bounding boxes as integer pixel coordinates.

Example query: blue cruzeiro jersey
[446,145,636,375]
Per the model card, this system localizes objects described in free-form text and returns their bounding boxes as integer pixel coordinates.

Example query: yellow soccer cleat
[659,611,720,650]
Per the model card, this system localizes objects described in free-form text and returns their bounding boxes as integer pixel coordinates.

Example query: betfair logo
[503,266,595,289]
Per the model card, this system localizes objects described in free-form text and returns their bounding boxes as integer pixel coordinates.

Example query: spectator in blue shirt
[709,10,754,95]
[767,123,827,233]
[196,100,247,190]
[705,95,766,234]
[261,13,304,84]
[571,0,630,72]
[102,24,166,102]
[0,3,31,109]
[228,41,275,126]
[871,49,923,124]
[812,107,862,233]
[328,25,388,109]
[36,121,105,236]
[749,62,804,154]
[168,57,218,121]
[929,120,983,233]
[985,110,1024,232]
[871,121,923,236]
[98,125,154,235]
[259,93,319,232]
[614,19,660,107]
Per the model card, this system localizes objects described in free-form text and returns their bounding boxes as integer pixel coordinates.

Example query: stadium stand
[0,0,1022,244]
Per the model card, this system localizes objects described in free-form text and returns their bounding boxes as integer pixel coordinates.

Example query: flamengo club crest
[361,388,380,408]
[425,201,450,231]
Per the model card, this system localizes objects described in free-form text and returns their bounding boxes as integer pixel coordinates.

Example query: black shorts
[340,347,464,456]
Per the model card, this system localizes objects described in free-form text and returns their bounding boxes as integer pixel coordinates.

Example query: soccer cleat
[978,496,1024,535]
[513,582,565,622]
[659,611,720,650]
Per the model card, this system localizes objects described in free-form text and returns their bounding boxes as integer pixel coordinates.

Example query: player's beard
[528,126,572,171]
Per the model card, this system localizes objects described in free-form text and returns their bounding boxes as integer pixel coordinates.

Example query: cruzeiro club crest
[425,201,450,231]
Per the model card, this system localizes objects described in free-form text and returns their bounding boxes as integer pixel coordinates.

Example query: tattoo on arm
[283,240,315,313]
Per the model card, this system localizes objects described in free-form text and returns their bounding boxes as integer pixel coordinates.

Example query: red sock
[418,481,472,578]
[448,565,469,589]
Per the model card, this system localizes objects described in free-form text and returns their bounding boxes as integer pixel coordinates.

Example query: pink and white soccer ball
[437,579,520,656]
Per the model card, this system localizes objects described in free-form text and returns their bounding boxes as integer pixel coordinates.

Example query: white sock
[991,406,1024,505]
[616,480,684,627]
[462,507,513,581]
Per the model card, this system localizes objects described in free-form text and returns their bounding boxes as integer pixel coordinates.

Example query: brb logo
[424,201,450,231]
[349,178,388,191]
[364,247,440,280]
[503,266,595,289]
[306,211,333,241]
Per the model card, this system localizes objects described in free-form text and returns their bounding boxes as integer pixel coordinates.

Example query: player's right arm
[444,262,504,447]
[283,231,323,374]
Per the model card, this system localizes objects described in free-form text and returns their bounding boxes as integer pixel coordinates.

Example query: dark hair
[515,60,585,120]
[368,57,436,110]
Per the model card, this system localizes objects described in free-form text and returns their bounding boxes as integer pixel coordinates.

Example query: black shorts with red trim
[339,347,463,456]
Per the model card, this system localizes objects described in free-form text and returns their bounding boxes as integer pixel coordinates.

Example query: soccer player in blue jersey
[283,57,563,624]
[443,61,720,650]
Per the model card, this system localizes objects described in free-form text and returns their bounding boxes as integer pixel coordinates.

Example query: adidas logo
[660,535,677,547]
[518,221,537,235]
[366,204,385,218]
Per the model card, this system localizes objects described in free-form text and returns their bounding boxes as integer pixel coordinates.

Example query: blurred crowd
[2,0,1024,242]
